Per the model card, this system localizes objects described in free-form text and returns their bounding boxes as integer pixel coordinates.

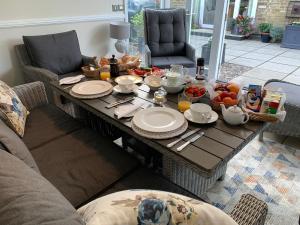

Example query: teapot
[221,104,249,125]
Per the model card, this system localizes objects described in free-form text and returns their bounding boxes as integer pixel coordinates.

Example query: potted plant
[236,15,253,37]
[258,23,272,43]
[270,26,284,43]
[230,18,240,35]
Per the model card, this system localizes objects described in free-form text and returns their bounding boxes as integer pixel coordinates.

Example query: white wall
[0,1,125,85]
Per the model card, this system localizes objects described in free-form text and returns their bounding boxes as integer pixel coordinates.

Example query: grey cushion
[0,150,84,225]
[145,8,186,57]
[152,56,195,68]
[0,120,40,173]
[23,30,83,75]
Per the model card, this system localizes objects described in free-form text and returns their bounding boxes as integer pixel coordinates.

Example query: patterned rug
[204,138,300,225]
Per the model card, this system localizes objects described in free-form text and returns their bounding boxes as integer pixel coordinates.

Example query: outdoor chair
[144,8,196,68]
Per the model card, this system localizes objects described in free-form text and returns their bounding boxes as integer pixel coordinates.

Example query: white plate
[132,119,188,139]
[133,107,185,133]
[184,109,219,124]
[59,75,84,85]
[115,75,143,84]
[69,88,112,99]
[113,84,139,94]
[72,80,112,95]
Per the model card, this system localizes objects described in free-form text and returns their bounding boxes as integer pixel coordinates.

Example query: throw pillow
[0,120,40,173]
[0,80,28,137]
[0,150,84,225]
[78,190,238,225]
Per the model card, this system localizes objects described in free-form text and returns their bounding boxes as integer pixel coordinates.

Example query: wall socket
[112,4,124,12]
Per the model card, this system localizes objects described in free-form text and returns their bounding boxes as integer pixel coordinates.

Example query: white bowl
[144,75,162,91]
[161,78,185,94]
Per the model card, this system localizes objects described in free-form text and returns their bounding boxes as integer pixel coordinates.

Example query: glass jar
[154,89,167,106]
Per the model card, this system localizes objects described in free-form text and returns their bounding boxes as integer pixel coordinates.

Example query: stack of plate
[70,80,113,99]
[132,107,188,139]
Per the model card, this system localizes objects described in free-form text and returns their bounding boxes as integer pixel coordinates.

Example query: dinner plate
[115,75,143,84]
[69,88,112,99]
[113,84,139,94]
[132,119,188,139]
[132,107,185,133]
[184,109,219,124]
[72,80,112,95]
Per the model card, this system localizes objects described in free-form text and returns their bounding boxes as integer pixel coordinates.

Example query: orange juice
[178,100,191,112]
[100,71,111,81]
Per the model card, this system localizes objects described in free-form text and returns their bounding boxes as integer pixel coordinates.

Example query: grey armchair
[144,8,196,68]
[15,30,95,117]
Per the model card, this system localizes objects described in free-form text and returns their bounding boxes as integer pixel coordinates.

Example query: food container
[144,75,162,91]
[183,83,207,103]
[161,78,185,94]
[81,65,101,78]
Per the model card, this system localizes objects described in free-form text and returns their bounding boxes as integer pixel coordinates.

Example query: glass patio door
[199,0,216,29]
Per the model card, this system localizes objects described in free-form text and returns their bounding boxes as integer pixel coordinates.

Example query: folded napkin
[115,103,144,119]
[59,75,85,85]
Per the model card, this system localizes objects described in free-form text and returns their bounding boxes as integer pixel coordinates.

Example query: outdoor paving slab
[283,75,300,85]
[220,63,252,81]
[242,68,288,81]
[229,57,266,67]
[226,49,248,57]
[225,55,237,62]
[270,56,300,67]
[290,68,300,76]
[253,48,287,56]
[242,52,275,61]
[230,75,266,87]
[258,62,298,74]
[227,45,259,52]
[280,51,300,59]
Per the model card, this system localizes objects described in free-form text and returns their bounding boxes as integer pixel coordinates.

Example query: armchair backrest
[15,44,32,67]
[144,8,187,57]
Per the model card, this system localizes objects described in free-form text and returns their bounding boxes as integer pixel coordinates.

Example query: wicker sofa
[260,79,300,140]
[0,81,268,225]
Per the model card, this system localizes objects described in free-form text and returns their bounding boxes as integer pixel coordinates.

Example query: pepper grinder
[110,55,119,77]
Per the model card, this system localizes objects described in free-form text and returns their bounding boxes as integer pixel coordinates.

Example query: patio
[190,35,300,86]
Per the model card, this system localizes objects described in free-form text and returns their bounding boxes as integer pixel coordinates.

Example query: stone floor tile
[229,57,266,67]
[242,68,288,81]
[270,56,300,67]
[258,62,298,74]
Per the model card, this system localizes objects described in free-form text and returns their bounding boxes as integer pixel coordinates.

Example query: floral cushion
[0,81,28,137]
[77,190,238,225]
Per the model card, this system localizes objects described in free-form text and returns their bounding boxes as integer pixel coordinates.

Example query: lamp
[110,21,130,54]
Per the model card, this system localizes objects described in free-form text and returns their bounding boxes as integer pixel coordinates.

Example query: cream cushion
[77,190,238,225]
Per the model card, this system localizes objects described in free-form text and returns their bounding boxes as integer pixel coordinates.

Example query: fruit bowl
[211,82,241,111]
[184,84,207,102]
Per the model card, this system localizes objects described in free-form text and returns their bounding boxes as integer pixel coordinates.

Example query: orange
[223,97,238,105]
[227,83,240,94]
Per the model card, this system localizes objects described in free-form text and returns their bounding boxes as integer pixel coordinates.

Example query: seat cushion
[145,8,186,57]
[23,30,83,75]
[151,56,195,68]
[31,128,139,208]
[265,80,299,106]
[0,150,84,225]
[23,105,81,150]
[77,190,238,225]
[0,120,40,173]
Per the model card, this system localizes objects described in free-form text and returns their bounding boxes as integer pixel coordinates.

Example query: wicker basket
[242,107,281,123]
[81,66,101,78]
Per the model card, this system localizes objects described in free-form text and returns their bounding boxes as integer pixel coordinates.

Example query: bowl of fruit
[184,84,207,102]
[211,82,240,111]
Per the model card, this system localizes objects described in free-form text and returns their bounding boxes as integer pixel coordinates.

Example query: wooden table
[51,80,265,197]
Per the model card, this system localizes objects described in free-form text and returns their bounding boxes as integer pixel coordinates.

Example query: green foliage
[236,15,253,36]
[258,23,272,33]
[131,11,144,27]
[270,26,284,42]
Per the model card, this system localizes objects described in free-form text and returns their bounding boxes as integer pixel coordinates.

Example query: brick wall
[255,0,299,27]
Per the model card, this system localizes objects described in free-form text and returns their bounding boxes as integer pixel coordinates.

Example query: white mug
[117,79,134,92]
[190,103,212,121]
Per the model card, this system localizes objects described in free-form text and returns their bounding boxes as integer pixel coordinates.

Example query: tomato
[219,91,230,99]
[134,69,147,76]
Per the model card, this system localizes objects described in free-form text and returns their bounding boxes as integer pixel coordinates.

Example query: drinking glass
[178,93,191,113]
[100,67,111,81]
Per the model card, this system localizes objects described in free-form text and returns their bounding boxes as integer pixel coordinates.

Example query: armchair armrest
[23,65,58,83]
[13,81,48,111]
[82,55,97,66]
[186,43,196,65]
[145,45,152,67]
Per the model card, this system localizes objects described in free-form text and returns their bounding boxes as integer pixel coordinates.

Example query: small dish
[161,78,185,94]
[113,84,139,94]
[144,75,162,91]
[184,109,219,124]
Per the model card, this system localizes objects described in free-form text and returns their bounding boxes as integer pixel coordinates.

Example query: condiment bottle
[195,58,206,84]
[110,55,119,77]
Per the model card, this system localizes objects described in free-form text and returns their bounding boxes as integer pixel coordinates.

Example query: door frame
[199,0,214,29]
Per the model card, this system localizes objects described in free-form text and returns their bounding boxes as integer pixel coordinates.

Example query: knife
[176,132,205,152]
[167,128,201,148]
[106,97,135,109]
